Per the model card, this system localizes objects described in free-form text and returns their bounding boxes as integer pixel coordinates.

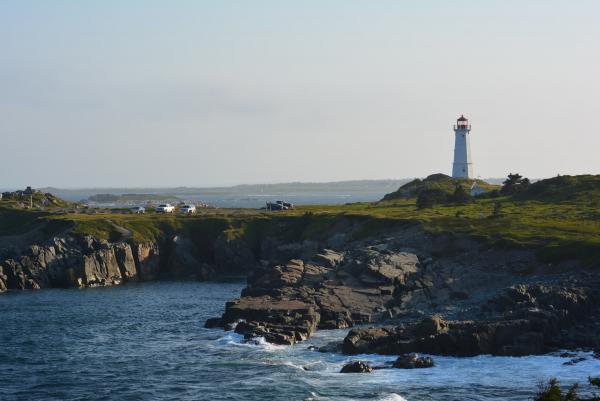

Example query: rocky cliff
[0,230,257,292]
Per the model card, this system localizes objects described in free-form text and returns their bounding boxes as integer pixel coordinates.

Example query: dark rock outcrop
[214,233,257,275]
[207,229,600,354]
[343,282,600,357]
[393,353,434,369]
[340,361,373,373]
[0,236,141,289]
[208,247,419,344]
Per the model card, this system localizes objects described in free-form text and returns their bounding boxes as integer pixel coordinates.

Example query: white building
[452,115,474,179]
[470,182,487,197]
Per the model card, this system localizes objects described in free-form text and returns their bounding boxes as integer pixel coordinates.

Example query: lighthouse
[452,115,474,179]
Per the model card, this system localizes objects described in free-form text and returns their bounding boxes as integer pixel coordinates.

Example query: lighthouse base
[452,163,474,179]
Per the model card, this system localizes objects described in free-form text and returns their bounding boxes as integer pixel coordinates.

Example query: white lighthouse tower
[452,115,474,179]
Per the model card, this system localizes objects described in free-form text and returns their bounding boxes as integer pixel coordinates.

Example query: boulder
[222,297,321,345]
[414,315,447,337]
[343,327,397,355]
[311,249,344,268]
[393,353,434,369]
[340,361,373,373]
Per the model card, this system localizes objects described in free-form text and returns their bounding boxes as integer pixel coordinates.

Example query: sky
[1,0,599,188]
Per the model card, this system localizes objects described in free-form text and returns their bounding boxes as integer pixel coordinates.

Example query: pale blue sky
[1,1,599,187]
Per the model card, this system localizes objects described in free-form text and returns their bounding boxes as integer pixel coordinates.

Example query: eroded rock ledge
[344,283,600,358]
[206,247,419,344]
[206,233,600,355]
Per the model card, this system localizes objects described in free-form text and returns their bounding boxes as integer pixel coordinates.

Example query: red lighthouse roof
[457,114,468,121]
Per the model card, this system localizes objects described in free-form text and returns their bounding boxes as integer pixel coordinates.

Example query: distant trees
[501,173,531,195]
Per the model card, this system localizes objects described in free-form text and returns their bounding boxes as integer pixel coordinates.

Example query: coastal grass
[0,207,47,236]
[17,196,600,266]
[2,174,600,266]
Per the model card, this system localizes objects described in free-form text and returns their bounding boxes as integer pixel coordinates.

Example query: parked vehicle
[276,200,294,209]
[180,204,196,214]
[131,206,146,214]
[156,203,175,213]
[265,200,293,211]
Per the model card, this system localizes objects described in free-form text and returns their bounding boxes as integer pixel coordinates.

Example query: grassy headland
[1,174,599,265]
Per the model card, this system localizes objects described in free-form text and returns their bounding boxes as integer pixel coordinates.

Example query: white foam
[214,332,289,351]
[250,336,289,351]
[374,394,408,401]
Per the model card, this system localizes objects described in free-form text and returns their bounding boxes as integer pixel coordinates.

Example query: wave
[214,332,288,351]
[374,394,408,401]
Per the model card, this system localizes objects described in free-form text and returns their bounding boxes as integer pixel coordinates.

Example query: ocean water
[1,282,599,401]
[84,193,383,209]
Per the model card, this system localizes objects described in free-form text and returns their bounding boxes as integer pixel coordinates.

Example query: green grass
[0,207,47,236]
[70,216,123,242]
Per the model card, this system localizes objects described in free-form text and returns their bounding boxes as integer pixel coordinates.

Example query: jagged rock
[312,249,344,268]
[0,265,6,292]
[359,250,420,286]
[114,243,138,281]
[134,242,160,281]
[342,309,589,357]
[393,353,434,369]
[343,327,398,355]
[81,248,122,286]
[223,297,320,345]
[208,248,423,345]
[214,233,257,275]
[414,315,448,337]
[340,361,373,373]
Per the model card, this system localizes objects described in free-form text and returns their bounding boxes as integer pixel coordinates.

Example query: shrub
[534,378,576,401]
[501,173,531,195]
[452,185,472,204]
[416,189,450,209]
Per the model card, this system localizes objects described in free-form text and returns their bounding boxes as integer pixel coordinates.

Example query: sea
[1,281,599,401]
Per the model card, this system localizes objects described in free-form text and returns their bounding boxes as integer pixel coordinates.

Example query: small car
[276,200,294,209]
[131,206,146,214]
[156,203,175,213]
[180,204,196,214]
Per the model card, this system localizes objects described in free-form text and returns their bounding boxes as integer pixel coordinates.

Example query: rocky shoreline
[204,227,600,358]
[2,221,599,359]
